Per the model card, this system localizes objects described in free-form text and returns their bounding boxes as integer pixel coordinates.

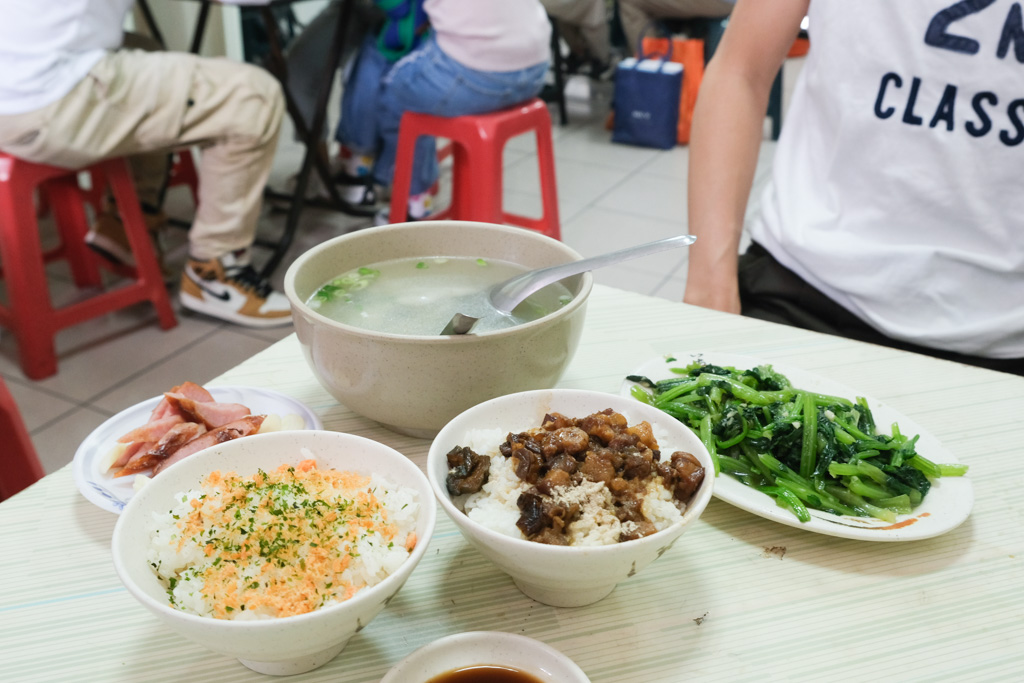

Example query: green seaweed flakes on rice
[145,453,420,619]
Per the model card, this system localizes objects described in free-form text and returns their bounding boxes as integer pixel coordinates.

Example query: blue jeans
[375,36,549,195]
[335,35,392,166]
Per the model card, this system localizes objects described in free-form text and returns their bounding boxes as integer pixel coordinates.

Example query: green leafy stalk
[625,360,967,523]
[800,391,818,478]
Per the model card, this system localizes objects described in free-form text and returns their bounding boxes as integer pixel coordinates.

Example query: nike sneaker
[180,250,292,328]
[85,206,170,278]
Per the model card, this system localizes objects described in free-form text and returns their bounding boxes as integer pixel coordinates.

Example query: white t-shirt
[753,0,1024,358]
[425,0,551,72]
[0,0,133,115]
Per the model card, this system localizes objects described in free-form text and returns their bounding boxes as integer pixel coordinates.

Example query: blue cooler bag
[612,56,684,150]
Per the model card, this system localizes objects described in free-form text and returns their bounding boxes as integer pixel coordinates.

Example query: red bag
[641,37,705,145]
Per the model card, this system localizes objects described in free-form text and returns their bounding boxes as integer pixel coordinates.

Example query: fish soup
[306,256,573,335]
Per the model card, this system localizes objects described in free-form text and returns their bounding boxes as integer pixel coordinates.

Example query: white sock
[409,191,433,220]
[340,147,374,178]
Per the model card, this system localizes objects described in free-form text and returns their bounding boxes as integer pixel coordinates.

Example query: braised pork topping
[446,409,705,545]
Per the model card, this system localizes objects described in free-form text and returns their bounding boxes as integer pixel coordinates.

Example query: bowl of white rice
[426,389,714,608]
[111,429,436,676]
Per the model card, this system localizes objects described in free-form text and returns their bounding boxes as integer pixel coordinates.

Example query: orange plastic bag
[641,37,705,145]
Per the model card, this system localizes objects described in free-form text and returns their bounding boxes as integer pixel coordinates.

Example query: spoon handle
[489,234,697,314]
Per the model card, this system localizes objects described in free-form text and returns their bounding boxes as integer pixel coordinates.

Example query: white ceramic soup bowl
[381,631,591,683]
[283,221,592,439]
[426,389,714,608]
[111,430,436,676]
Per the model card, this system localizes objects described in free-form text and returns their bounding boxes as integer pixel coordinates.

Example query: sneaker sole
[180,291,293,328]
[336,197,382,218]
[85,231,135,267]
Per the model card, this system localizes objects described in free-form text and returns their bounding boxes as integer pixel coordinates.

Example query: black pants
[738,242,1024,376]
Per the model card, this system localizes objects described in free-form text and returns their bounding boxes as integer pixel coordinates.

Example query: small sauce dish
[381,632,590,683]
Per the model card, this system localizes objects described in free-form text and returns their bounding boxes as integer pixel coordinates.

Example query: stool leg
[0,377,45,500]
[462,132,504,223]
[533,123,562,240]
[446,142,474,220]
[389,123,420,223]
[102,160,177,331]
[46,177,104,289]
[0,180,61,379]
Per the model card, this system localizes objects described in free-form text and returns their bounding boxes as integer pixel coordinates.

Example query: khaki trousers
[618,0,734,54]
[541,0,611,62]
[0,49,284,261]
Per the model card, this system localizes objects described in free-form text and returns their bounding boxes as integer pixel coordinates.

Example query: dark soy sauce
[425,664,544,683]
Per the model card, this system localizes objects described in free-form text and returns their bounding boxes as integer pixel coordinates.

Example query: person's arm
[683,0,810,313]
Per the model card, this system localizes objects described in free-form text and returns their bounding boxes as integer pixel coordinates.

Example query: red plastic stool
[86,147,199,214]
[0,376,44,500]
[390,98,561,240]
[0,154,178,380]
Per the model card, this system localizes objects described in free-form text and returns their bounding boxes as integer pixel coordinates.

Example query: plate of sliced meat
[72,382,322,513]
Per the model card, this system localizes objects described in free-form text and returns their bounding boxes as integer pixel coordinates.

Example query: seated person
[284,0,383,142]
[333,0,431,216]
[541,0,613,78]
[684,0,1024,375]
[618,0,735,55]
[0,0,291,328]
[370,0,552,224]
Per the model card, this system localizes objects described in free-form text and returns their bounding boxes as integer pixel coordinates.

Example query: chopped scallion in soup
[307,256,573,335]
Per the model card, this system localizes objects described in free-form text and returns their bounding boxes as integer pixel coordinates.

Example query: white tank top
[424,0,551,72]
[752,0,1024,358]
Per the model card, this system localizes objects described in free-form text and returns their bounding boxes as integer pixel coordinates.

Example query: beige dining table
[3,284,1022,682]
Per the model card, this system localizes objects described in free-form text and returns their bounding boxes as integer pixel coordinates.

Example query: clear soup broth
[307,256,573,335]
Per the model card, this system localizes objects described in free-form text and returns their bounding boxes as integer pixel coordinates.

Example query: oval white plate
[72,386,322,514]
[620,352,974,542]
[381,631,590,683]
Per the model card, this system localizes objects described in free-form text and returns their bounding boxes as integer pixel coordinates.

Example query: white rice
[455,424,686,546]
[146,456,419,620]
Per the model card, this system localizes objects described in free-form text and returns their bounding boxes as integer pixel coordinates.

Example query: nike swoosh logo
[186,270,232,301]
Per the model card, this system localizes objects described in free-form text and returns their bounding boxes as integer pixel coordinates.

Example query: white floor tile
[651,268,688,302]
[589,263,665,297]
[594,172,688,225]
[640,146,691,183]
[561,207,690,277]
[31,405,115,474]
[554,126,661,173]
[505,154,634,224]
[0,299,219,393]
[2,377,79,433]
[89,327,282,414]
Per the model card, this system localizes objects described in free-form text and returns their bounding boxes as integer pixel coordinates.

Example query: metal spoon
[440,234,697,335]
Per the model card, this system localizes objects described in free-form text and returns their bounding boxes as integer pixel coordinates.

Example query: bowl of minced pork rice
[426,389,714,608]
[112,429,435,676]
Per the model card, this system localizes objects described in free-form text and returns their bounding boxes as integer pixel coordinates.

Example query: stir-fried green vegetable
[628,360,968,523]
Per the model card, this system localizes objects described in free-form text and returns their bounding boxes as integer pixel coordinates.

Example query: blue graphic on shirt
[873,1,1024,147]
[924,0,997,54]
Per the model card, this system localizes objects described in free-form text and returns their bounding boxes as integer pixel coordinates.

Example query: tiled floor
[2,64,797,475]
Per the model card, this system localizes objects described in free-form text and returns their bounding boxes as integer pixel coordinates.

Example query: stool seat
[389,98,561,240]
[0,153,177,380]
